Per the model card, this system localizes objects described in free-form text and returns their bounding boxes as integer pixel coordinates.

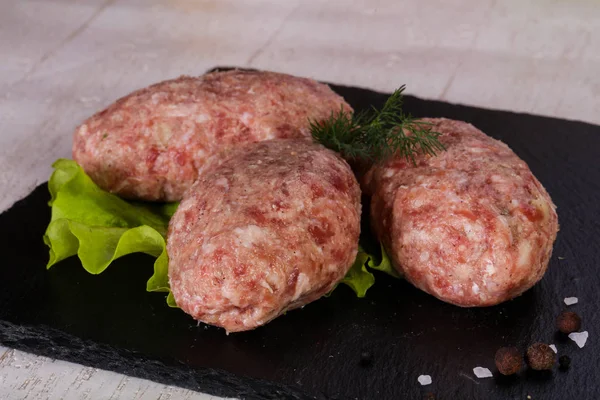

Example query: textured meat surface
[362,118,558,307]
[72,70,352,201]
[167,139,361,332]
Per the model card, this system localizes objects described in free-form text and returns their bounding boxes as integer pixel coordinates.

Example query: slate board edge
[0,318,326,400]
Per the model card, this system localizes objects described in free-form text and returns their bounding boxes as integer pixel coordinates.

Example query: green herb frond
[311,86,445,163]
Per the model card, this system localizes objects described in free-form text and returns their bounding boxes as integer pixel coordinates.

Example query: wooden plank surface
[1,0,599,398]
[0,346,227,400]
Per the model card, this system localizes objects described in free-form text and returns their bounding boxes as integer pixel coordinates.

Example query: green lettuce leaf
[340,248,375,297]
[44,159,177,307]
[367,242,401,278]
[43,159,398,305]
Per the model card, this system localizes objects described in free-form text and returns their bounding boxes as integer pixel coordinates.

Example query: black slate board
[1,74,599,400]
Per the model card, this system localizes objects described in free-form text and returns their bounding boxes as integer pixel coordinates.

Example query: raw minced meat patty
[362,118,558,307]
[167,139,361,332]
[72,70,352,201]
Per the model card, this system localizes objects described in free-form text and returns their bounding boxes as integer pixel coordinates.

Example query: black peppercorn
[495,346,523,375]
[559,355,571,370]
[526,343,556,370]
[556,311,582,334]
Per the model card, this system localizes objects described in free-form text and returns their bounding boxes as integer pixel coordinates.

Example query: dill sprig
[310,86,444,163]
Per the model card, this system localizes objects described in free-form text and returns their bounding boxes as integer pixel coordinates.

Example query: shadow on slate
[1,68,600,400]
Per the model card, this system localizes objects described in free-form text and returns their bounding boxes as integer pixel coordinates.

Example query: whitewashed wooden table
[1,0,599,398]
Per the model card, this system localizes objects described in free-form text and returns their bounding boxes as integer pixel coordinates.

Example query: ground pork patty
[362,118,558,307]
[167,139,361,332]
[72,70,352,201]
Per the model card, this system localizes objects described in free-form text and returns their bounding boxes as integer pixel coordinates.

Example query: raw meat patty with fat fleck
[72,70,351,201]
[167,139,361,332]
[362,118,558,307]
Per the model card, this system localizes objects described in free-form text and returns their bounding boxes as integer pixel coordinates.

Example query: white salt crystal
[564,297,578,306]
[418,375,432,385]
[549,344,557,353]
[473,367,493,378]
[569,331,589,348]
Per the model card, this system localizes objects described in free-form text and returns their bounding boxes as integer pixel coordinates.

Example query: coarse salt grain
[564,297,578,306]
[418,375,432,386]
[473,367,493,378]
[568,331,589,348]
[549,344,557,353]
